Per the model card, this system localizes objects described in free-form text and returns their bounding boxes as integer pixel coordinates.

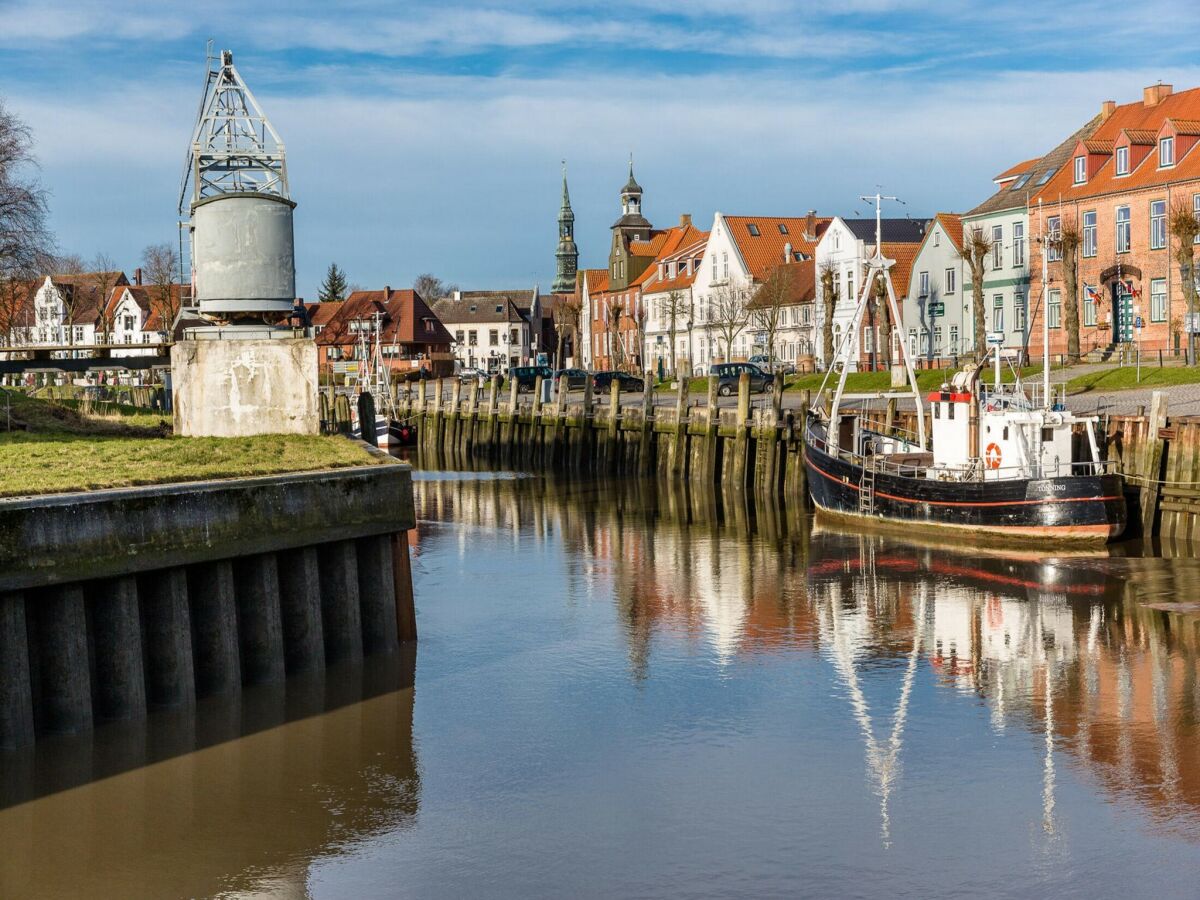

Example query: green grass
[0,389,380,499]
[1064,366,1200,394]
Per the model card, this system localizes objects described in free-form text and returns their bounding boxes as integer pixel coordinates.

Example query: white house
[690,211,829,374]
[105,283,182,357]
[901,214,967,364]
[640,232,708,377]
[431,289,536,374]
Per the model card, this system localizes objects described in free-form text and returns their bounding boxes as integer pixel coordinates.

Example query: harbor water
[4,470,1200,898]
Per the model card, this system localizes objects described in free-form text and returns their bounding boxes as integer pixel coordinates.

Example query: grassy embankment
[0,389,379,499]
[1064,366,1200,394]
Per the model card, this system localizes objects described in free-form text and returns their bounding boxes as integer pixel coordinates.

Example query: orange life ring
[984,442,1002,470]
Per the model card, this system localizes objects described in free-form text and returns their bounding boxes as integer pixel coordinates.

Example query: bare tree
[818,262,837,368]
[605,296,627,370]
[413,273,458,302]
[0,99,53,287]
[872,271,895,369]
[633,299,649,376]
[663,288,689,377]
[89,253,120,345]
[710,283,749,363]
[1170,200,1200,364]
[554,295,582,366]
[142,243,181,337]
[0,277,32,348]
[750,266,793,370]
[959,226,993,360]
[1055,217,1082,362]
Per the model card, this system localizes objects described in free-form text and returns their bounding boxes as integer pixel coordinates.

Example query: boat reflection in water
[416,471,1200,847]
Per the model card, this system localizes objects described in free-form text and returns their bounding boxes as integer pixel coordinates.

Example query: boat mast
[1039,198,1050,407]
[828,193,927,450]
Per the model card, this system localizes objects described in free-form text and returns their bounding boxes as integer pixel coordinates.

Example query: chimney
[783,242,792,263]
[383,285,391,300]
[134,267,142,285]
[804,210,817,241]
[1144,83,1173,108]
[1100,99,1117,121]
[679,213,692,227]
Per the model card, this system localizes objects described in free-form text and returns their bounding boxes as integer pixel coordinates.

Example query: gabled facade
[105,282,186,357]
[432,289,537,374]
[317,287,453,378]
[640,227,709,377]
[10,271,131,356]
[901,213,966,363]
[1025,84,1200,357]
[748,258,818,367]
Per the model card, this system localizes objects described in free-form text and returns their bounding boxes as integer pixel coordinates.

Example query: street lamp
[685,318,694,377]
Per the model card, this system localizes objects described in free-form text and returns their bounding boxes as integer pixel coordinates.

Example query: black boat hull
[803,437,1126,543]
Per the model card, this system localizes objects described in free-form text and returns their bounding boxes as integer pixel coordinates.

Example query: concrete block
[171,337,318,437]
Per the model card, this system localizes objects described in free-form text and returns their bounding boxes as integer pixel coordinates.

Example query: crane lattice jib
[179,50,289,214]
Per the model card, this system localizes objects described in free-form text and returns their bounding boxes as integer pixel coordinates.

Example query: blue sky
[3,0,1200,298]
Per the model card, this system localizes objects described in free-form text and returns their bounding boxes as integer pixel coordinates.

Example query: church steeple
[553,160,578,294]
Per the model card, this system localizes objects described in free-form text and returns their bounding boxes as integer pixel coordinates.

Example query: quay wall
[0,464,416,750]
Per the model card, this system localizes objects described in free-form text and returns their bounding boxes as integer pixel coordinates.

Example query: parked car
[509,365,556,392]
[748,354,795,376]
[458,366,487,383]
[711,362,770,396]
[592,370,645,393]
[555,368,589,390]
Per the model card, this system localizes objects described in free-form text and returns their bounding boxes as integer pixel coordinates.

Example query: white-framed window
[1151,278,1167,322]
[1151,199,1167,250]
[74,326,84,342]
[993,294,1004,332]
[1115,145,1130,175]
[1084,291,1097,326]
[1013,222,1025,267]
[945,267,956,294]
[711,254,717,280]
[1014,293,1026,330]
[722,252,729,279]
[863,326,875,353]
[1083,211,1097,258]
[1048,289,1061,329]
[1160,136,1175,168]
[327,347,342,360]
[1074,155,1087,184]
[992,225,1003,269]
[1047,216,1062,261]
[933,326,943,353]
[801,305,813,326]
[1116,206,1131,253]
[918,271,929,297]
[908,328,917,357]
[949,325,959,353]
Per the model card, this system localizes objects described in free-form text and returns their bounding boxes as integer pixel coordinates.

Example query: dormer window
[747,223,760,236]
[495,304,503,313]
[1160,136,1175,167]
[778,224,789,234]
[1073,155,1086,184]
[1115,146,1130,175]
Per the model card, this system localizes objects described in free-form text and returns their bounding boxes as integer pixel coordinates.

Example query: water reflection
[0,652,418,899]
[415,472,1200,846]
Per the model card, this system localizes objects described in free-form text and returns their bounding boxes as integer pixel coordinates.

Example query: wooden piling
[1140,391,1168,536]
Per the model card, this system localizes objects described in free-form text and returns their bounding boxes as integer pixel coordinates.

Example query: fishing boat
[803,194,1126,543]
[347,312,419,448]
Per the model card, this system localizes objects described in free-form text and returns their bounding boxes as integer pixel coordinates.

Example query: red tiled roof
[1123,128,1157,144]
[0,279,39,330]
[107,284,187,330]
[724,214,831,281]
[748,259,816,307]
[50,271,130,324]
[1032,85,1200,204]
[1082,139,1115,154]
[580,269,609,294]
[317,289,452,347]
[304,300,344,327]
[880,242,920,297]
[642,234,710,294]
[631,223,709,288]
[934,213,964,249]
[993,157,1039,182]
[1170,118,1200,136]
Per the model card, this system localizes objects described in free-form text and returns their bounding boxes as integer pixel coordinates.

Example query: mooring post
[487,374,501,455]
[639,377,654,474]
[671,372,689,476]
[700,374,719,482]
[0,591,34,749]
[449,377,462,450]
[884,397,897,436]
[733,371,752,487]
[431,378,445,455]
[1140,390,1169,536]
[187,559,242,695]
[391,532,418,643]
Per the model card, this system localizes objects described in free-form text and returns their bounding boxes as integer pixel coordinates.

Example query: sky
[3,0,1200,299]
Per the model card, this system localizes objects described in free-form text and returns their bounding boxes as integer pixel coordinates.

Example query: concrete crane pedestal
[171,333,319,437]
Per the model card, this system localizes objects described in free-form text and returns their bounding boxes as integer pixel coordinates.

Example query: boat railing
[805,417,1119,481]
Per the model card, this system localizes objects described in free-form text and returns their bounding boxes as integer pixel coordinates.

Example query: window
[1160,136,1175,167]
[711,255,717,280]
[1047,216,1062,261]
[510,328,519,344]
[1074,155,1087,184]
[468,331,478,346]
[945,268,956,294]
[1151,200,1167,249]
[1013,222,1025,267]
[455,329,465,344]
[1014,294,1026,330]
[722,253,729,279]
[778,223,789,234]
[1012,172,1033,191]
[495,304,503,314]
[327,347,342,360]
[1035,166,1058,187]
[863,327,875,353]
[950,325,959,352]
[747,223,760,236]
[1048,290,1061,328]
[919,271,930,297]
[1082,211,1097,257]
[992,225,1003,269]
[1151,278,1167,322]
[1116,206,1131,253]
[801,305,813,325]
[993,294,1004,332]
[1116,146,1130,175]
[489,329,499,346]
[933,326,943,353]
[908,328,917,356]
[1084,291,1097,326]
[123,314,135,331]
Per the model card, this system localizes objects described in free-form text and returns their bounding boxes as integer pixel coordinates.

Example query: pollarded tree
[709,282,749,363]
[1056,217,1082,362]
[751,266,793,370]
[663,288,690,377]
[818,262,837,369]
[959,226,993,361]
[1170,200,1200,364]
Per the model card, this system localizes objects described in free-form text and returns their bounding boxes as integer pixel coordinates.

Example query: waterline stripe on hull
[806,457,1121,509]
[811,502,1117,540]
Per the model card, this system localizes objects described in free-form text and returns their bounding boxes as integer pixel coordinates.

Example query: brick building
[1026,84,1200,357]
[312,287,453,379]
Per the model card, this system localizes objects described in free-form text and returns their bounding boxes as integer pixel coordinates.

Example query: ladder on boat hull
[859,463,876,514]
